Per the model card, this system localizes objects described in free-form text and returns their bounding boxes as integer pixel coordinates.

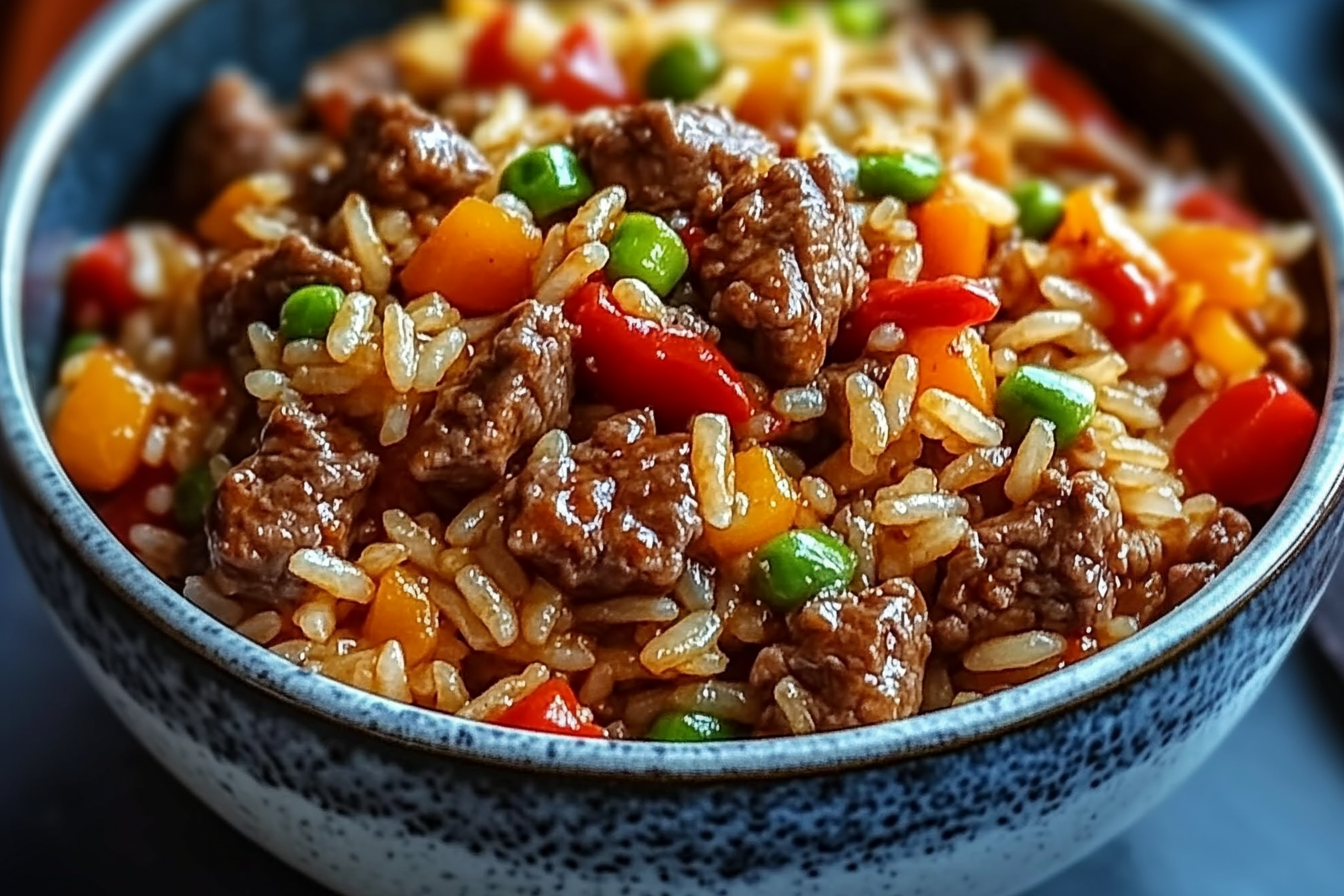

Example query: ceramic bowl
[2,1,1342,894]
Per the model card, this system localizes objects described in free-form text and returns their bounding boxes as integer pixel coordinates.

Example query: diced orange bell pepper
[197,173,291,252]
[703,446,798,559]
[401,197,542,316]
[51,347,156,493]
[911,196,991,279]
[363,567,440,666]
[736,54,809,135]
[1157,282,1206,341]
[1155,223,1271,310]
[1053,183,1168,280]
[906,326,996,414]
[969,131,1013,186]
[1189,305,1267,383]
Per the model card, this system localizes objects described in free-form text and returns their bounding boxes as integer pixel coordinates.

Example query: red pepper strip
[67,232,141,332]
[1076,258,1173,348]
[494,680,606,738]
[464,7,521,89]
[1024,46,1123,132]
[1175,186,1262,231]
[833,277,1001,359]
[1174,373,1318,507]
[566,282,754,426]
[178,366,230,414]
[535,23,633,113]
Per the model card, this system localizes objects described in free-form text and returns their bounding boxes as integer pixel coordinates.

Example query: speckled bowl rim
[3,0,1343,782]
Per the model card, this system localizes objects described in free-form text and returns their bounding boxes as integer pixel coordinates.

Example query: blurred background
[1,1,1342,894]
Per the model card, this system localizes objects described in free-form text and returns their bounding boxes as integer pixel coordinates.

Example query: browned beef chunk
[1166,507,1253,605]
[173,72,301,214]
[504,410,702,599]
[302,40,400,131]
[207,405,379,602]
[701,157,869,386]
[311,94,493,214]
[934,470,1125,652]
[199,234,362,354]
[571,101,778,220]
[411,301,575,493]
[752,579,931,733]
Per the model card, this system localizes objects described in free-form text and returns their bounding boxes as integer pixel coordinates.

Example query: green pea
[997,365,1097,449]
[173,463,216,529]
[1011,179,1066,241]
[499,145,595,220]
[606,213,690,298]
[775,0,806,25]
[279,285,344,341]
[645,37,725,103]
[647,711,741,743]
[751,529,857,613]
[60,332,104,363]
[830,0,888,38]
[857,151,943,203]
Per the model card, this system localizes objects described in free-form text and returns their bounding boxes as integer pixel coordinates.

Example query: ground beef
[752,579,931,733]
[207,405,379,602]
[933,470,1126,652]
[571,101,778,220]
[311,94,493,215]
[173,71,301,214]
[701,157,869,386]
[504,410,702,599]
[411,301,575,493]
[302,40,400,133]
[1166,507,1253,605]
[199,234,362,354]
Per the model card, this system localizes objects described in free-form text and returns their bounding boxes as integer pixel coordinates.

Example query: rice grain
[963,630,1067,672]
[456,565,520,648]
[536,242,610,306]
[1005,418,1056,503]
[639,610,722,675]
[288,549,375,604]
[457,663,550,721]
[692,414,736,529]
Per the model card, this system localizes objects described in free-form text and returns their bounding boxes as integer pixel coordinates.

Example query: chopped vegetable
[535,23,632,113]
[906,325,996,415]
[1175,373,1316,506]
[645,36,724,102]
[997,365,1097,448]
[51,347,156,493]
[1156,223,1271,310]
[197,175,287,251]
[910,196,990,279]
[1189,305,1267,382]
[401,197,543,316]
[648,711,741,742]
[495,679,606,738]
[66,232,141,332]
[279,284,345,340]
[1024,46,1122,131]
[704,446,799,559]
[500,144,595,219]
[172,463,216,529]
[1175,185,1261,231]
[1054,183,1169,281]
[363,567,441,667]
[751,529,857,612]
[1076,258,1172,347]
[92,466,174,547]
[60,332,104,363]
[857,151,943,203]
[464,6,521,89]
[969,130,1013,186]
[830,0,887,38]
[607,212,690,297]
[1010,178,1066,241]
[736,54,809,134]
[566,282,754,425]
[835,277,1000,358]
[177,366,230,413]
[775,0,806,25]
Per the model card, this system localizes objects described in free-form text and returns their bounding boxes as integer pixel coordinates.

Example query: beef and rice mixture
[47,0,1321,740]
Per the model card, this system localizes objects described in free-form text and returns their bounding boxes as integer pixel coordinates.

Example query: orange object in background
[1,1,108,137]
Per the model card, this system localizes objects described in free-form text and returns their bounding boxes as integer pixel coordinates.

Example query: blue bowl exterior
[3,1,1344,894]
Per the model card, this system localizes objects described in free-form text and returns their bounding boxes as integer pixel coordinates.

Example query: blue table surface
[4,1,1344,893]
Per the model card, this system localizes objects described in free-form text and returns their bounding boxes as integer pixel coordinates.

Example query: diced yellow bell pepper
[911,196,990,279]
[906,326,996,415]
[1156,223,1272,310]
[51,347,156,493]
[1189,305,1267,382]
[1157,282,1206,340]
[364,567,440,666]
[703,446,798,559]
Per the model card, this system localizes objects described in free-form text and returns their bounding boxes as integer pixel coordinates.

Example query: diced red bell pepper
[1024,46,1122,132]
[494,679,606,738]
[178,366,230,413]
[1175,186,1262,231]
[93,465,175,547]
[535,23,632,113]
[67,232,141,332]
[834,277,1001,359]
[464,7,522,89]
[1174,373,1318,507]
[566,282,754,426]
[866,244,896,280]
[1077,258,1174,347]
[679,224,708,270]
